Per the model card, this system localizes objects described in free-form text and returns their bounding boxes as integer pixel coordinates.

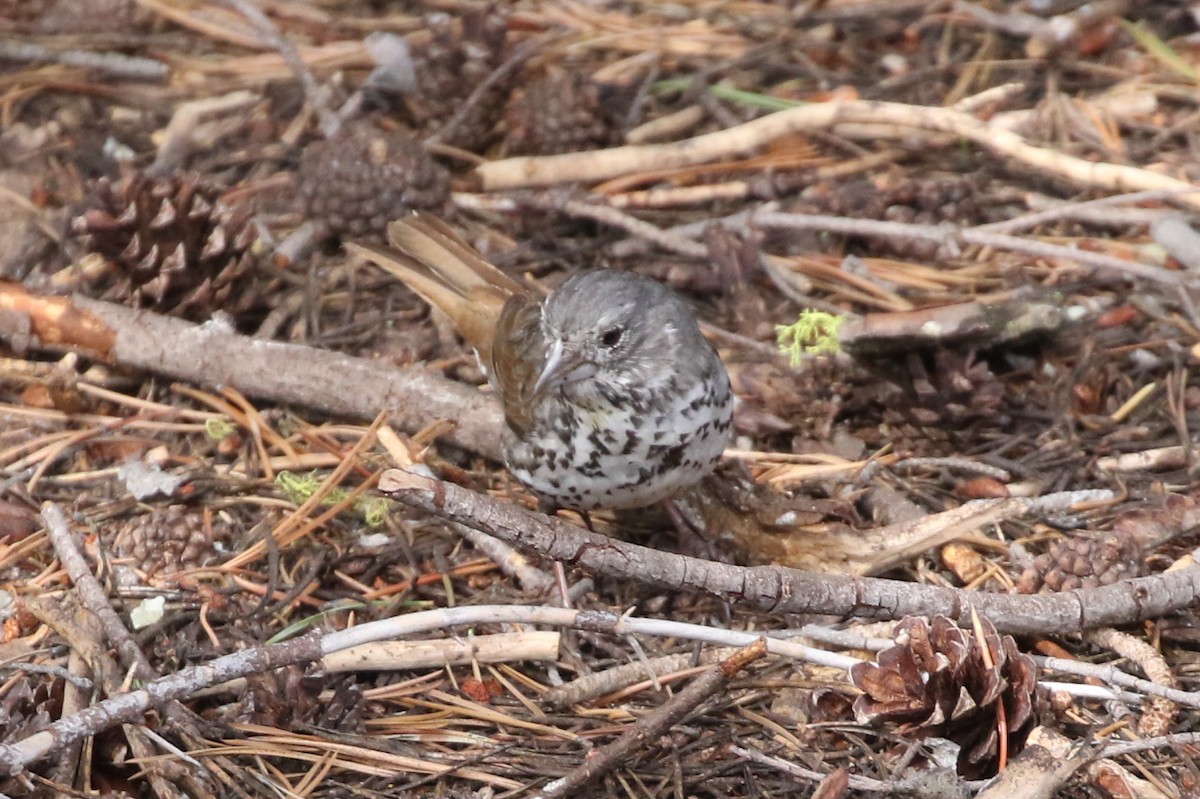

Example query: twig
[1033,653,1200,710]
[0,40,168,81]
[379,468,1200,635]
[532,640,768,799]
[0,629,324,776]
[973,188,1194,234]
[42,504,157,680]
[220,0,339,137]
[475,100,1200,216]
[150,91,262,174]
[729,745,895,793]
[1083,627,1179,736]
[425,34,554,147]
[452,192,710,259]
[453,524,556,594]
[0,283,505,462]
[1032,727,1171,799]
[753,209,1184,286]
[973,743,1088,799]
[891,457,1012,482]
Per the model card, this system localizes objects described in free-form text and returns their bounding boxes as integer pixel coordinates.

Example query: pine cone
[1017,534,1142,594]
[503,70,622,155]
[881,350,1007,431]
[71,172,259,319]
[296,121,450,240]
[851,615,1042,778]
[793,174,987,259]
[32,0,150,33]
[112,505,227,576]
[399,6,511,151]
[0,0,54,24]
[230,666,363,731]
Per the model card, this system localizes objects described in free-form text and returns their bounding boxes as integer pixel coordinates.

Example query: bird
[346,213,734,513]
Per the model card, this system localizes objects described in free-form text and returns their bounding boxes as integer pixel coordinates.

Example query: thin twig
[0,40,168,81]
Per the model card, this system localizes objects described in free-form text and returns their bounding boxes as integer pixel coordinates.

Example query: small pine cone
[793,174,987,259]
[503,71,621,155]
[851,615,1042,778]
[882,350,1007,430]
[1017,535,1142,594]
[296,122,450,239]
[71,172,258,319]
[112,505,226,576]
[401,7,511,151]
[33,0,151,34]
[0,0,54,24]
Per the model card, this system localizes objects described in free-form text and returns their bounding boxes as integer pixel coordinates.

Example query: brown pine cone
[71,171,259,319]
[1017,534,1142,594]
[32,0,150,33]
[878,350,1007,432]
[503,70,622,156]
[400,6,511,151]
[851,615,1042,778]
[791,174,988,259]
[296,121,450,240]
[112,505,228,576]
[0,0,54,24]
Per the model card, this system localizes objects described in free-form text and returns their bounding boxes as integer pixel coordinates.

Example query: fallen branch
[475,100,1200,214]
[380,468,1200,635]
[0,282,504,460]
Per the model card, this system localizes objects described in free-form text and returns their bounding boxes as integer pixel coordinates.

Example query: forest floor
[2,1,1200,797]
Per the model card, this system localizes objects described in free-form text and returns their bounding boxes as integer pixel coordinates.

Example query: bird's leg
[661,498,725,561]
[537,498,595,532]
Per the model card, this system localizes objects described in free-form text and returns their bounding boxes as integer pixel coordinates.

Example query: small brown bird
[348,214,734,512]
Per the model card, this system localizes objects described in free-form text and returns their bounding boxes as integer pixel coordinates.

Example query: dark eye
[600,327,623,348]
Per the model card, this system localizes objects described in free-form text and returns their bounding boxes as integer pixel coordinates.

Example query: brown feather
[348,214,545,430]
[490,295,546,436]
[345,216,524,366]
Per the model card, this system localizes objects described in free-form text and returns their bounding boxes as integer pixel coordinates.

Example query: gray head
[533,270,713,400]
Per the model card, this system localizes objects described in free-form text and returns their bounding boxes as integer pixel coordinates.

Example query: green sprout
[276,471,392,527]
[775,310,844,366]
[204,417,238,441]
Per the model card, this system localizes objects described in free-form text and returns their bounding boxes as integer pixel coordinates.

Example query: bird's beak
[533,340,596,397]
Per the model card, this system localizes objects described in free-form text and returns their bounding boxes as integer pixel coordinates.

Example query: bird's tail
[346,213,522,361]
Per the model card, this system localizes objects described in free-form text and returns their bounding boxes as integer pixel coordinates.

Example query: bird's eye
[600,327,623,348]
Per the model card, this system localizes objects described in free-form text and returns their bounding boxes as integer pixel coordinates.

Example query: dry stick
[973,744,1089,799]
[542,649,737,708]
[41,504,158,684]
[0,604,809,775]
[380,468,1200,635]
[973,188,1195,234]
[1083,627,1179,737]
[219,0,339,137]
[451,192,710,259]
[1029,726,1171,799]
[531,640,768,799]
[476,100,1200,212]
[729,745,894,793]
[0,284,505,461]
[752,209,1183,286]
[20,597,188,799]
[0,630,324,776]
[39,505,209,797]
[0,40,169,81]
